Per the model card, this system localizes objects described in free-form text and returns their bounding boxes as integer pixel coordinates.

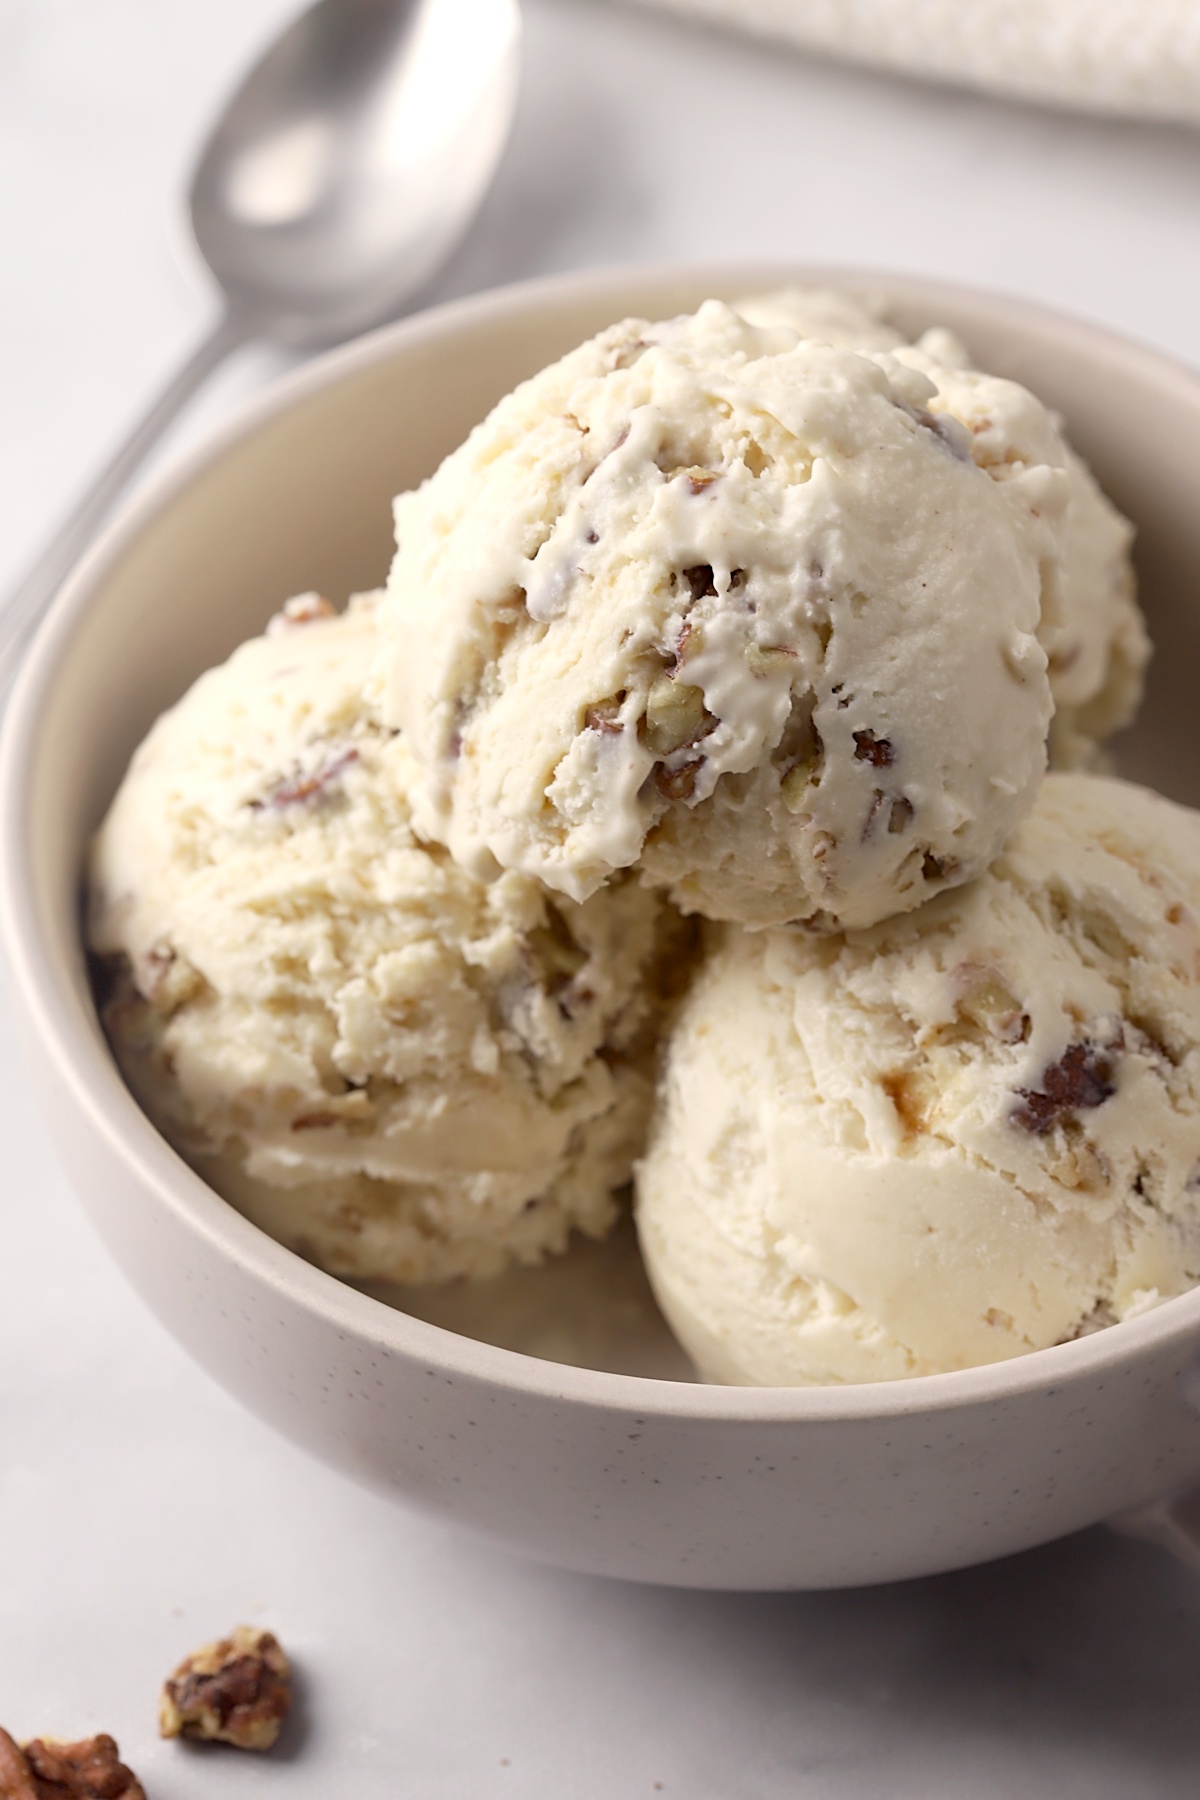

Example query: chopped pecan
[685,470,718,494]
[881,1067,933,1140]
[780,761,816,812]
[852,729,894,768]
[584,426,630,478]
[745,644,796,676]
[654,758,704,802]
[143,945,204,1014]
[957,971,1026,1043]
[584,694,625,736]
[683,564,717,601]
[611,339,649,371]
[642,678,713,757]
[863,788,888,838]
[1013,1041,1117,1135]
[669,616,714,673]
[253,745,359,811]
[265,592,336,635]
[779,708,824,813]
[920,409,972,461]
[159,1625,291,1751]
[292,1088,373,1132]
[0,1730,36,1800]
[0,1730,146,1799]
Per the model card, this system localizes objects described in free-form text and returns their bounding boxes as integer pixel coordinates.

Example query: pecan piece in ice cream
[87,597,682,1289]
[737,284,1150,774]
[159,1625,291,1751]
[0,1728,146,1799]
[1013,1041,1117,1135]
[637,773,1200,1386]
[380,298,1067,929]
[265,590,337,634]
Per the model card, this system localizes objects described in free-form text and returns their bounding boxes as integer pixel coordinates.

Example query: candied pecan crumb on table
[0,1728,146,1800]
[0,1729,35,1800]
[159,1625,291,1751]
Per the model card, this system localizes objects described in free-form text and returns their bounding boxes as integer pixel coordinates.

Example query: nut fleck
[780,762,816,812]
[880,1067,935,1140]
[265,592,336,635]
[683,565,717,601]
[654,758,704,802]
[0,1729,146,1799]
[852,730,894,768]
[670,618,712,674]
[160,1625,291,1751]
[745,644,796,677]
[144,945,205,1014]
[584,694,625,736]
[957,972,1026,1043]
[292,1089,374,1132]
[921,851,957,882]
[1013,1042,1117,1135]
[253,745,359,811]
[642,678,714,757]
[611,339,650,371]
[684,469,718,494]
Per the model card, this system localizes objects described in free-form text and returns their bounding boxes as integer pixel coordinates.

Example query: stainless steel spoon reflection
[0,0,521,691]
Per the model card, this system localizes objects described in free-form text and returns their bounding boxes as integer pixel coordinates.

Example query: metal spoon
[0,0,521,687]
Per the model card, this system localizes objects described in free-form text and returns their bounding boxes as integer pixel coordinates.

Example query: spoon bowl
[192,0,522,344]
[0,0,521,688]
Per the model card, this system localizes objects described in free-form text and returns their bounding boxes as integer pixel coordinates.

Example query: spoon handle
[0,309,250,696]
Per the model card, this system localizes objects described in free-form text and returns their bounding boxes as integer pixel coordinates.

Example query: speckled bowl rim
[5,257,1200,1424]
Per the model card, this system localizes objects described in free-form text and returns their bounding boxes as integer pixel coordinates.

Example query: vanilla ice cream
[89,594,684,1285]
[637,773,1200,1385]
[380,299,1068,930]
[739,287,1149,768]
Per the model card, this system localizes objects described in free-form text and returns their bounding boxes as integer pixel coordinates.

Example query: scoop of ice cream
[637,772,1200,1385]
[379,299,1067,929]
[89,594,683,1285]
[739,287,1150,769]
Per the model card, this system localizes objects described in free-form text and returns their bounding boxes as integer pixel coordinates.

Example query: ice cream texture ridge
[378,298,1071,928]
[89,594,683,1285]
[637,774,1200,1385]
[87,285,1190,1387]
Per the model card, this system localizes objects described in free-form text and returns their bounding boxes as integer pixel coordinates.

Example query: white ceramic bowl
[5,263,1200,1591]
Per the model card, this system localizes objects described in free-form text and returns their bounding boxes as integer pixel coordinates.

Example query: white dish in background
[3,262,1200,1590]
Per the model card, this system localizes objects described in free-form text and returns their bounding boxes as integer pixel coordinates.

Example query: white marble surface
[3,1,1200,1792]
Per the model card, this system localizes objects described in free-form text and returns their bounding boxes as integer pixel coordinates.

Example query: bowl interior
[18,263,1200,1381]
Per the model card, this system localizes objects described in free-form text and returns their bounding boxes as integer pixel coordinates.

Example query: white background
[3,2,1200,1793]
